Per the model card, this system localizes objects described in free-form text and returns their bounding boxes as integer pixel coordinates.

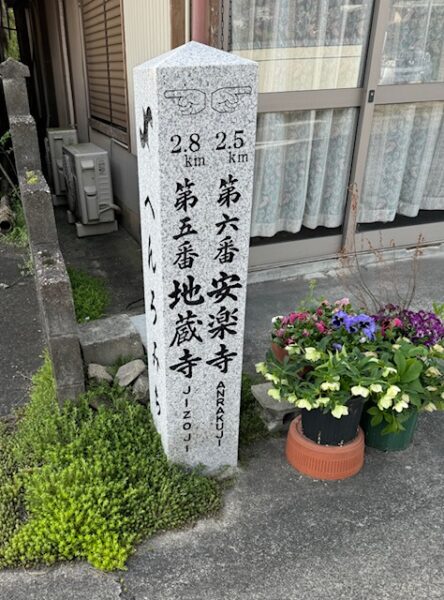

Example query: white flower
[287,394,298,404]
[351,385,370,398]
[402,337,412,344]
[441,392,444,400]
[382,366,397,377]
[321,381,340,391]
[267,388,281,401]
[378,396,393,410]
[272,316,283,324]
[331,404,349,419]
[432,343,444,354]
[316,396,330,407]
[426,367,441,377]
[296,398,312,411]
[370,383,383,393]
[424,402,437,412]
[377,386,399,410]
[287,345,301,355]
[305,347,322,362]
[393,399,409,413]
[255,362,267,375]
[386,385,401,399]
[426,386,438,392]
[402,393,410,403]
[392,344,400,350]
[364,351,377,357]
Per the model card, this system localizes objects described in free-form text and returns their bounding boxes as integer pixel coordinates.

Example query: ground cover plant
[68,266,109,323]
[0,355,222,571]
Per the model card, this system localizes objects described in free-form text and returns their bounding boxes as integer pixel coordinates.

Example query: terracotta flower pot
[271,342,288,362]
[286,416,365,481]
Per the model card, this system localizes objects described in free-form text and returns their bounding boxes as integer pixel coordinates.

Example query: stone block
[1,78,30,115]
[79,314,145,366]
[19,174,58,248]
[33,247,77,338]
[251,383,298,433]
[47,334,85,400]
[9,116,42,174]
[115,359,146,387]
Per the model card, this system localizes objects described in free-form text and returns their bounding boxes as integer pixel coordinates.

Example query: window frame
[218,0,444,268]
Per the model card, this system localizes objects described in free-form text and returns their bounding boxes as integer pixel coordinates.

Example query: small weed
[68,267,109,323]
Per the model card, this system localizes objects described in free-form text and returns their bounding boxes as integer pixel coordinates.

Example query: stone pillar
[134,42,257,471]
[0,58,41,175]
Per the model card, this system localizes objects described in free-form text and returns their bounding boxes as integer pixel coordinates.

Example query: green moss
[0,354,222,571]
[239,374,268,447]
[68,267,109,323]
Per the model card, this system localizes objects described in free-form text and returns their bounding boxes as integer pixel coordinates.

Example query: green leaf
[401,360,423,383]
[370,414,383,426]
[394,350,407,376]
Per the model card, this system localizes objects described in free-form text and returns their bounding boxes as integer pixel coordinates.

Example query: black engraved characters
[174,240,199,270]
[175,178,198,212]
[216,213,239,236]
[218,174,241,208]
[170,349,202,379]
[211,86,252,113]
[208,271,242,304]
[169,275,205,309]
[208,306,238,340]
[170,310,203,347]
[164,89,206,115]
[139,106,153,148]
[214,236,239,264]
[207,344,238,373]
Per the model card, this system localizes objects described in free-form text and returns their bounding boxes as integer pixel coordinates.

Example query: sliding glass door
[219,0,444,270]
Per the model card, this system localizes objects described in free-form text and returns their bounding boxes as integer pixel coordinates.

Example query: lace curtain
[252,109,357,237]
[359,102,444,222]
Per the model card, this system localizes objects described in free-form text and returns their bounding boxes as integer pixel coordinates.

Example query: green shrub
[0,355,221,571]
[67,267,109,323]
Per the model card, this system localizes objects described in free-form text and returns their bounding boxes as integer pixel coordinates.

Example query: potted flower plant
[360,305,444,450]
[256,296,444,477]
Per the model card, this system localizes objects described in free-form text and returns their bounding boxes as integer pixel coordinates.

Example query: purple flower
[331,311,348,329]
[332,343,342,351]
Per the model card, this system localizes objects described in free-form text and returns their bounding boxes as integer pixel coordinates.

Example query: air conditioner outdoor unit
[45,127,78,205]
[62,143,118,238]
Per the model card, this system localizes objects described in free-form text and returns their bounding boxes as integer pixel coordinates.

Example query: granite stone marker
[134,42,258,471]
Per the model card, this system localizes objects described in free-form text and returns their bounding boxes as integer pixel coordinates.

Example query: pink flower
[315,322,327,333]
[288,312,299,324]
[321,300,330,307]
[335,297,350,308]
[295,312,309,321]
[392,318,402,328]
[285,338,294,345]
[316,308,323,316]
[302,329,310,337]
[276,328,285,337]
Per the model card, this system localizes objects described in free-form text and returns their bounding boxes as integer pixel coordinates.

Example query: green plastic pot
[361,409,418,452]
